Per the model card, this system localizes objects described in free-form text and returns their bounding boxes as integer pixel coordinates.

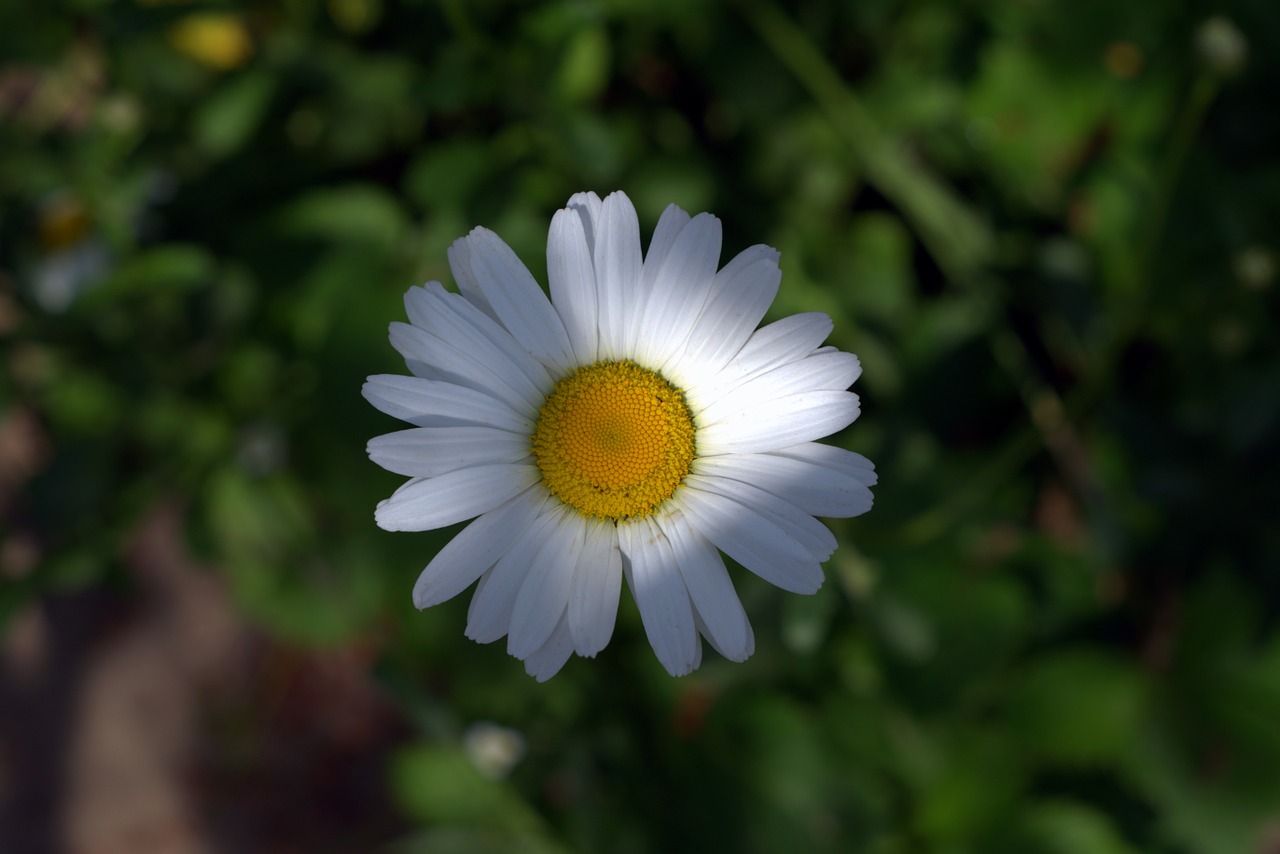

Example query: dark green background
[2,0,1278,851]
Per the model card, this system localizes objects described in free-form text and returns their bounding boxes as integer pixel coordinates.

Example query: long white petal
[456,228,576,374]
[367,426,529,477]
[466,507,560,643]
[522,612,576,682]
[413,489,545,608]
[619,519,700,676]
[362,375,534,433]
[695,350,861,423]
[404,283,554,398]
[694,449,874,518]
[547,207,600,365]
[388,322,541,416]
[566,191,603,256]
[507,508,586,659]
[640,204,692,290]
[567,521,622,657]
[686,312,833,409]
[693,607,754,663]
[697,390,860,456]
[631,203,691,358]
[665,246,780,387]
[775,442,878,487]
[686,474,836,561]
[635,212,722,369]
[593,192,643,360]
[660,510,754,662]
[677,485,825,594]
[374,464,538,532]
[447,238,497,321]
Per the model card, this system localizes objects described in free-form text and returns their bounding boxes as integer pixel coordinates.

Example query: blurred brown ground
[1,501,408,854]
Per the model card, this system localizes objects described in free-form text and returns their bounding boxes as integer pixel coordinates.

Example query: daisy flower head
[364,191,875,680]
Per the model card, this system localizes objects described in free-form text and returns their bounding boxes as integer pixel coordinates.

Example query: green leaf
[844,213,914,327]
[1006,800,1140,854]
[1007,650,1148,767]
[403,141,494,212]
[556,26,610,104]
[193,71,276,157]
[274,185,408,252]
[87,245,215,303]
[390,746,545,834]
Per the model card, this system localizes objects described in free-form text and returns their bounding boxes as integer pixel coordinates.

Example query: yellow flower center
[531,360,696,521]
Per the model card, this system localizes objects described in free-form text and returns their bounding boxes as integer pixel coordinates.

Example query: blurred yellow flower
[38,194,91,251]
[328,0,382,34]
[168,14,253,71]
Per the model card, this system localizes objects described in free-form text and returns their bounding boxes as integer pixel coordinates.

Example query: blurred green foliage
[2,0,1279,851]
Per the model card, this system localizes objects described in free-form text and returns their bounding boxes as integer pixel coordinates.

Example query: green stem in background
[894,426,1040,549]
[436,0,493,54]
[1103,73,1220,379]
[1139,74,1220,296]
[742,0,1110,553]
[1065,69,1222,433]
[737,0,993,285]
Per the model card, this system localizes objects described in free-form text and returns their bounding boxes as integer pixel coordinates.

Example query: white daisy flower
[364,191,875,680]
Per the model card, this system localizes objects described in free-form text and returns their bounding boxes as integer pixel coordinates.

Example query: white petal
[404,283,553,400]
[447,238,497,321]
[698,389,860,456]
[362,375,534,433]
[566,191,604,255]
[386,321,444,379]
[695,350,862,423]
[507,508,586,659]
[567,521,622,657]
[677,485,825,594]
[523,612,576,682]
[388,322,541,415]
[663,246,780,387]
[374,463,539,532]
[660,510,754,662]
[593,191,643,360]
[631,204,702,358]
[634,212,722,369]
[547,207,599,365]
[775,442,878,488]
[619,518,700,676]
[686,474,837,561]
[694,449,875,518]
[367,426,529,477]
[413,489,545,608]
[640,204,692,292]
[466,507,560,643]
[454,228,576,374]
[693,607,754,663]
[686,312,833,408]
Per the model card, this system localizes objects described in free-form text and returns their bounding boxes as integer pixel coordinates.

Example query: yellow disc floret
[532,360,696,521]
